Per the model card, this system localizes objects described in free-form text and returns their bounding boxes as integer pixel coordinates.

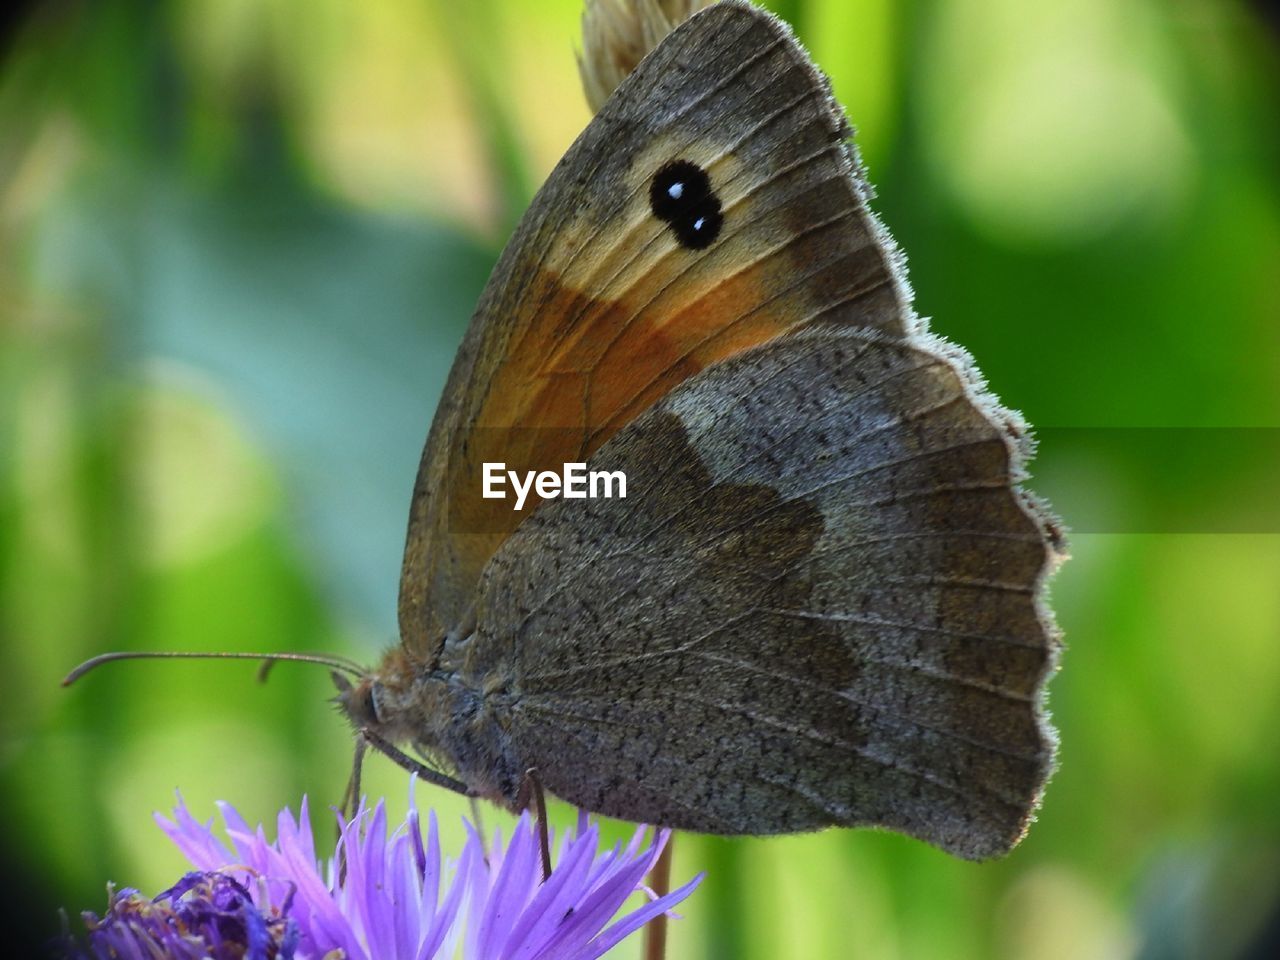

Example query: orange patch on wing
[493,265,791,435]
[446,263,796,536]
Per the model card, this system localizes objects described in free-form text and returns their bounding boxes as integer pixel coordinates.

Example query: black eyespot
[649,159,722,250]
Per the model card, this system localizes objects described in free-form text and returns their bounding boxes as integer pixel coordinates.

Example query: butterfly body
[349,0,1063,861]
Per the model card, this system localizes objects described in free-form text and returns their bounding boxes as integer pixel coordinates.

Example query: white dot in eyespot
[667,182,684,199]
[693,216,705,231]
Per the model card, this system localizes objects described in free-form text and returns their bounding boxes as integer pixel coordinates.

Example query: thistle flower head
[578,0,715,112]
[63,780,702,960]
[65,871,299,960]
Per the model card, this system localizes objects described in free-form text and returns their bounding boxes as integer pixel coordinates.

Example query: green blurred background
[2,0,1278,957]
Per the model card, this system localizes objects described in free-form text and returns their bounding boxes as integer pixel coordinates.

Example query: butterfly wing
[470,325,1062,859]
[399,0,906,652]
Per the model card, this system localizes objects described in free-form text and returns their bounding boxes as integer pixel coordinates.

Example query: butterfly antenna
[62,650,367,687]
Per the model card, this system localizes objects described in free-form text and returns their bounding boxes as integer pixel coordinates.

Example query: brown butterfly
[69,0,1064,863]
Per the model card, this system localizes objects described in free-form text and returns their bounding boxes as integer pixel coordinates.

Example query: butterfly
[68,0,1063,862]
[339,0,1069,861]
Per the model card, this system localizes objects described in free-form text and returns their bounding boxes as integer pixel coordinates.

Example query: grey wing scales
[470,324,1063,860]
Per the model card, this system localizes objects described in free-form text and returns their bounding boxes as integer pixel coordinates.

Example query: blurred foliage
[2,0,1279,957]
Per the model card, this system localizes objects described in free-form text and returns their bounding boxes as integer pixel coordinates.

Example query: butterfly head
[331,646,425,744]
[331,669,380,729]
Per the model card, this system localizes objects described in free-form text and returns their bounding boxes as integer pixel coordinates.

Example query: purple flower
[65,870,299,960]
[64,778,701,960]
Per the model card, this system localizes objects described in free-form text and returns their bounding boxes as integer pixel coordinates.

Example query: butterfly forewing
[398,0,905,655]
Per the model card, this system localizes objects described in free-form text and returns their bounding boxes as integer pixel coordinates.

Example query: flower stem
[643,832,675,960]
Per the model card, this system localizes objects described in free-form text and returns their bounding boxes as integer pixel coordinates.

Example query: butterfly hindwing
[469,325,1061,860]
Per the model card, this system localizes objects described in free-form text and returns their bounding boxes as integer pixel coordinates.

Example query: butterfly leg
[515,767,552,881]
[340,735,366,823]
[336,736,367,884]
[469,797,490,861]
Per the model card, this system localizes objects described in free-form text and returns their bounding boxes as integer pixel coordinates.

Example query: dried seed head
[578,0,715,113]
